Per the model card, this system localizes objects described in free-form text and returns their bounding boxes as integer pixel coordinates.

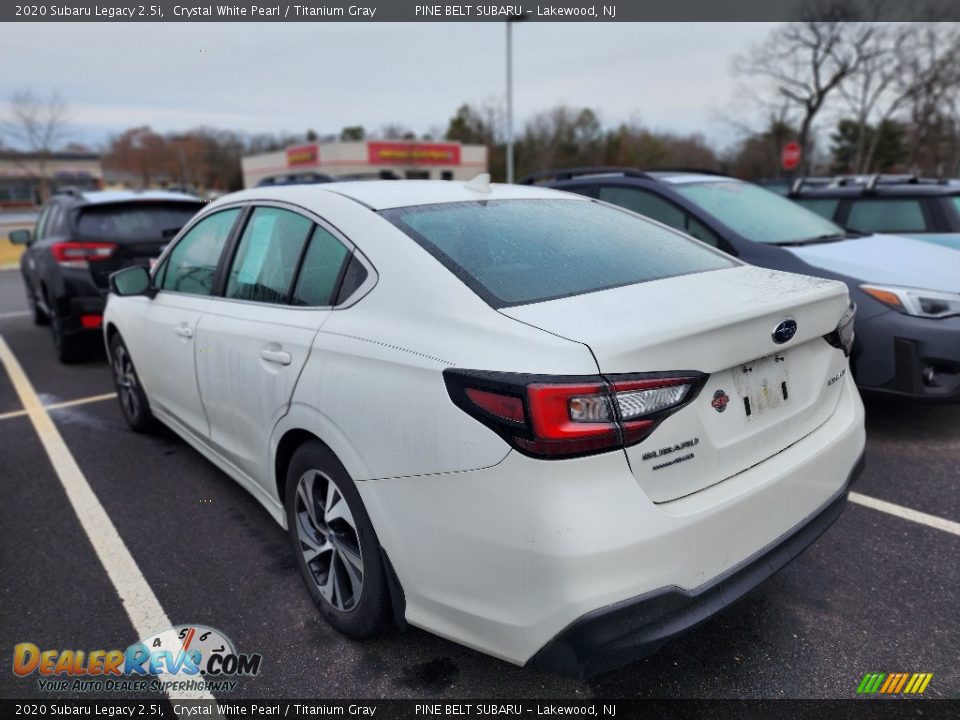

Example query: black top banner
[4,0,960,22]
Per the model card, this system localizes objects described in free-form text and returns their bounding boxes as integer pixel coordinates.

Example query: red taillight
[445,370,706,460]
[80,314,102,329]
[51,241,117,268]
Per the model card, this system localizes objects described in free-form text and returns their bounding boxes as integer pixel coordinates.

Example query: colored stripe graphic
[857,672,932,694]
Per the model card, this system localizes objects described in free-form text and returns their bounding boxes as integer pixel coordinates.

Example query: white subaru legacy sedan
[104,178,865,677]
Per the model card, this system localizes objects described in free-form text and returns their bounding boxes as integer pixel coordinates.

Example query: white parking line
[0,336,215,706]
[0,392,117,422]
[0,310,29,319]
[850,491,960,537]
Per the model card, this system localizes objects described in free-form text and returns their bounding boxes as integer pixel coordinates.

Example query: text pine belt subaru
[104,178,865,677]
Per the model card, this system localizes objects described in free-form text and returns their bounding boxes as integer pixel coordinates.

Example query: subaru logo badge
[772,319,798,344]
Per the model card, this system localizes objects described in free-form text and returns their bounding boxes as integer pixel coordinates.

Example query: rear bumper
[854,310,960,403]
[60,295,106,337]
[357,376,866,669]
[530,452,864,678]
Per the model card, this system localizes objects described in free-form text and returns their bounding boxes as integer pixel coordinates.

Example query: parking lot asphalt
[0,267,957,701]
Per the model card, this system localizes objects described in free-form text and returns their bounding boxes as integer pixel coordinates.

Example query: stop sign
[781,141,802,171]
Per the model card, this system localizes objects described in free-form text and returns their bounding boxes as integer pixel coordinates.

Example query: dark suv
[526,167,960,402]
[11,189,205,362]
[788,175,960,251]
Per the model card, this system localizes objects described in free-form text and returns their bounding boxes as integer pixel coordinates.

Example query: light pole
[506,15,526,184]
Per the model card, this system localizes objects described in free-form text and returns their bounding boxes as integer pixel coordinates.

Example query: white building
[242,140,488,187]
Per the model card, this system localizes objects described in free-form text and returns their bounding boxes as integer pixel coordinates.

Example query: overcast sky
[2,22,780,151]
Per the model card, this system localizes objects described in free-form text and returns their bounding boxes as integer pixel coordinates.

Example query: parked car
[11,188,205,362]
[789,175,960,250]
[526,168,960,402]
[105,178,864,676]
[255,172,334,186]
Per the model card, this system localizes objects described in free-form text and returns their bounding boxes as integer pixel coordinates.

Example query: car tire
[47,292,81,364]
[109,333,156,432]
[285,440,390,639]
[24,280,47,326]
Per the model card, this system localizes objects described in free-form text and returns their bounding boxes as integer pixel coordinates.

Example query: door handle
[260,347,292,366]
[174,324,193,339]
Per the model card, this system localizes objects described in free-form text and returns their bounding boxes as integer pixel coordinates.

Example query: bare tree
[734,14,875,172]
[838,23,960,174]
[837,24,903,172]
[1,90,70,203]
[896,23,960,174]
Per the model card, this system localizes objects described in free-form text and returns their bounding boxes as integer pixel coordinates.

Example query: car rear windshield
[674,181,845,245]
[76,202,203,241]
[382,199,735,307]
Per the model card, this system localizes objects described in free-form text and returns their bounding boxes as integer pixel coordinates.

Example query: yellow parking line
[47,392,117,411]
[0,336,215,706]
[0,392,117,422]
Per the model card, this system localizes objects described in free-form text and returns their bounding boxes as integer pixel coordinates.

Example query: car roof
[214,179,584,211]
[647,171,736,185]
[58,189,205,205]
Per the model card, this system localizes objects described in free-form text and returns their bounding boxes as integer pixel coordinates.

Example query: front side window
[225,207,312,304]
[383,199,735,307]
[161,209,240,295]
[674,181,844,245]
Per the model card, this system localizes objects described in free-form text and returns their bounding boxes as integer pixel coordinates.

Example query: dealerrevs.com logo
[13,625,261,694]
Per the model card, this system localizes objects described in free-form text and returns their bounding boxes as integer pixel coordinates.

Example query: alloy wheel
[294,470,364,611]
[112,344,140,420]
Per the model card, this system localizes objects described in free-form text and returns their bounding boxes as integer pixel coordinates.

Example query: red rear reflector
[80,314,102,329]
[465,388,525,424]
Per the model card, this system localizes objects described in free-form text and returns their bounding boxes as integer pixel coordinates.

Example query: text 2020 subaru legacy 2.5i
[104,178,865,677]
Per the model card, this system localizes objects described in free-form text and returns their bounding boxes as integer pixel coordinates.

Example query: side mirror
[9,229,31,245]
[110,265,155,298]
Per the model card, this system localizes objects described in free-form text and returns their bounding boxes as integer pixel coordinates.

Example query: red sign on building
[286,144,319,168]
[367,142,460,166]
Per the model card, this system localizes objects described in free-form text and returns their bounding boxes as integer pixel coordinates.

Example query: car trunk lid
[500,265,851,502]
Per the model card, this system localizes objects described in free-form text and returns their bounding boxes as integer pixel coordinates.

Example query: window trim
[152,199,377,310]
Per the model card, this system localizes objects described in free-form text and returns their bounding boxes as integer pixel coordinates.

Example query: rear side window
[290,226,350,307]
[225,207,312,304]
[383,199,735,307]
[847,199,928,233]
[598,186,720,247]
[599,186,685,228]
[77,203,203,241]
[162,209,240,295]
[794,198,840,220]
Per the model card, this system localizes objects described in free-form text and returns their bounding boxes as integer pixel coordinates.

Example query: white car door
[195,206,353,487]
[134,207,243,438]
